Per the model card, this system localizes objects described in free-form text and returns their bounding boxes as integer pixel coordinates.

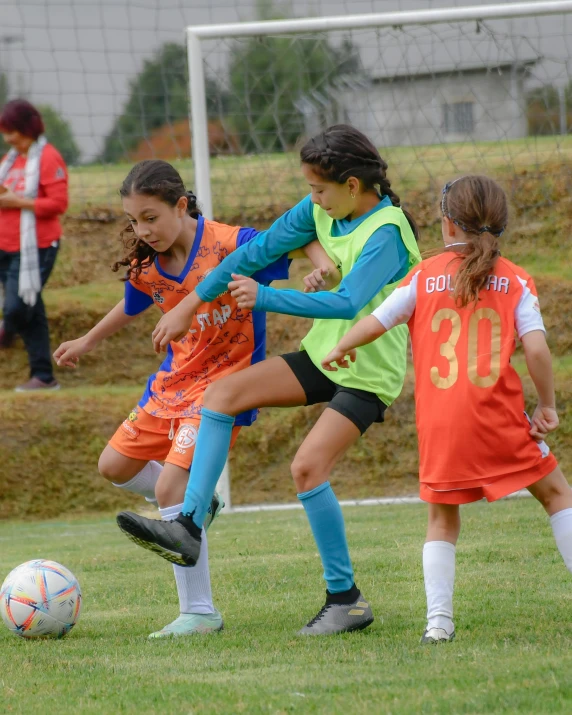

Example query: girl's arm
[299,240,341,293]
[521,330,559,439]
[321,315,387,371]
[151,197,318,351]
[230,226,406,319]
[54,299,139,367]
[321,268,420,370]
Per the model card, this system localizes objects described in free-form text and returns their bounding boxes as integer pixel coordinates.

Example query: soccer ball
[0,560,82,639]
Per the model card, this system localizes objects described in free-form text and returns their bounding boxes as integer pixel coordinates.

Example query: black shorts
[280,350,387,435]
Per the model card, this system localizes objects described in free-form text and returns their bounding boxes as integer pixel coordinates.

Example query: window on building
[443,102,475,133]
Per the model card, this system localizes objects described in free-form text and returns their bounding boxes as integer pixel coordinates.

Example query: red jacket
[0,143,69,252]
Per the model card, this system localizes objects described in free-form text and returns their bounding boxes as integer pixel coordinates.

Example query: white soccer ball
[0,559,82,639]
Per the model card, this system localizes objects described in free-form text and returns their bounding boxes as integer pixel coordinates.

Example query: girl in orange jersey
[322,175,572,644]
[53,159,335,639]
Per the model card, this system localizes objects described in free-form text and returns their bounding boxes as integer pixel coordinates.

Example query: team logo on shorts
[128,409,138,422]
[175,424,198,452]
[152,291,164,304]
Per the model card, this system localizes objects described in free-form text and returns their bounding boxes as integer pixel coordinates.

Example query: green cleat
[148,610,224,639]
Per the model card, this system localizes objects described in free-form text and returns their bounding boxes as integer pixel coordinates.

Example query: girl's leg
[182,356,307,526]
[98,445,161,502]
[527,466,572,572]
[422,503,460,643]
[149,464,222,639]
[290,408,374,635]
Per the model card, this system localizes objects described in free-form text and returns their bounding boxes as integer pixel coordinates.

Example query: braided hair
[113,160,202,281]
[300,124,419,239]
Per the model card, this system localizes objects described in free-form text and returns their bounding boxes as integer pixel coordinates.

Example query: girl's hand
[529,404,559,441]
[53,335,95,368]
[303,267,329,293]
[321,347,357,372]
[0,189,24,209]
[152,303,194,353]
[229,273,258,310]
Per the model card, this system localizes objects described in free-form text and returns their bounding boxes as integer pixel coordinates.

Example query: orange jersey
[372,251,554,488]
[124,216,289,424]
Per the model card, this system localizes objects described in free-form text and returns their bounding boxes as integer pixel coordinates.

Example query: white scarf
[0,135,47,306]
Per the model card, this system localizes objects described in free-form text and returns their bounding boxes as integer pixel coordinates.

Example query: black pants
[0,243,59,382]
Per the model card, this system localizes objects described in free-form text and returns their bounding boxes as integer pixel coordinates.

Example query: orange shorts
[108,406,241,470]
[420,453,558,505]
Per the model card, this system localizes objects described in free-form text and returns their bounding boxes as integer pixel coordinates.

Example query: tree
[101,42,227,163]
[227,0,362,152]
[38,105,81,165]
[527,82,572,135]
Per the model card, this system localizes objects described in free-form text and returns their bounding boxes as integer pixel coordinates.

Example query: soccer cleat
[116,511,202,567]
[420,626,455,644]
[297,591,374,636]
[148,610,224,639]
[203,491,225,532]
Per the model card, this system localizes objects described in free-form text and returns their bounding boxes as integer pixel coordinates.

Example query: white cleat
[148,610,224,639]
[420,626,455,644]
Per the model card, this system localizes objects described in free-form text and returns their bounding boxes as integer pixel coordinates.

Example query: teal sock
[298,481,354,593]
[182,407,234,528]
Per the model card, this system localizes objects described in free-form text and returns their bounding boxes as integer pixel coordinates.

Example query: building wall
[342,69,527,148]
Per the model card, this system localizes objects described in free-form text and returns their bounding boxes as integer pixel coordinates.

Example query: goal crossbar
[188,0,572,39]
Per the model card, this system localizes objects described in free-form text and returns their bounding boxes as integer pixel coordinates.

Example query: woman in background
[0,99,68,391]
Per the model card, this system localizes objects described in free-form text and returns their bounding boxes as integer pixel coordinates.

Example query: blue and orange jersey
[124,216,289,425]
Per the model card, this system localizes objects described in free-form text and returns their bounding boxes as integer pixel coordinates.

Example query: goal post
[187,0,572,219]
[185,0,572,511]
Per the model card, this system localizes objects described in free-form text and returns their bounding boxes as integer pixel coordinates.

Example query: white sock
[550,508,572,572]
[423,540,456,633]
[160,503,214,615]
[113,461,162,502]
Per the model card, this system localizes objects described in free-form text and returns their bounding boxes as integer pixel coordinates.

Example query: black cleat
[297,588,374,636]
[116,511,202,567]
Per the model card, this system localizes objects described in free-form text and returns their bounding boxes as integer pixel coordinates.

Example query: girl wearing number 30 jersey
[323,174,572,644]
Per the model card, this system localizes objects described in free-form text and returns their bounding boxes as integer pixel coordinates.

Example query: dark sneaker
[420,627,455,644]
[203,491,225,531]
[116,511,201,567]
[297,589,374,636]
[0,321,14,349]
[14,377,60,392]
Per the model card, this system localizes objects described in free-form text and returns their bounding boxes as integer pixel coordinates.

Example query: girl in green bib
[117,125,421,636]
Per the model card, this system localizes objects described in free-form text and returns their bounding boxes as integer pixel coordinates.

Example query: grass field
[68,135,572,217]
[2,499,572,713]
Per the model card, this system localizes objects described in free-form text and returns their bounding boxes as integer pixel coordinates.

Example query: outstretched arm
[54,299,139,368]
[230,225,406,319]
[321,315,388,371]
[321,267,420,370]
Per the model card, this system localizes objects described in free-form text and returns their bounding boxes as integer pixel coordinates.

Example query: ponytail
[452,233,500,308]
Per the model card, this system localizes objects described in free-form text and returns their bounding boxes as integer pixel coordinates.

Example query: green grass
[2,500,572,713]
[69,135,572,215]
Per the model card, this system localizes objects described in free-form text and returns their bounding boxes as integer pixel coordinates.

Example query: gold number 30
[430,307,501,389]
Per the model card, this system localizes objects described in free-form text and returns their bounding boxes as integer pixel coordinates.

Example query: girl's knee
[291,452,324,493]
[98,449,129,483]
[203,381,233,412]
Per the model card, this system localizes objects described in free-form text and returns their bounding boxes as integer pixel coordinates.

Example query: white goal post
[185,0,572,511]
[187,0,572,219]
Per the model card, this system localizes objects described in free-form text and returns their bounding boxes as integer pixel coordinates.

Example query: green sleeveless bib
[300,203,421,405]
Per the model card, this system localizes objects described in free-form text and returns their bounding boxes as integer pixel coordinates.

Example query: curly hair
[299,124,419,240]
[113,160,202,281]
